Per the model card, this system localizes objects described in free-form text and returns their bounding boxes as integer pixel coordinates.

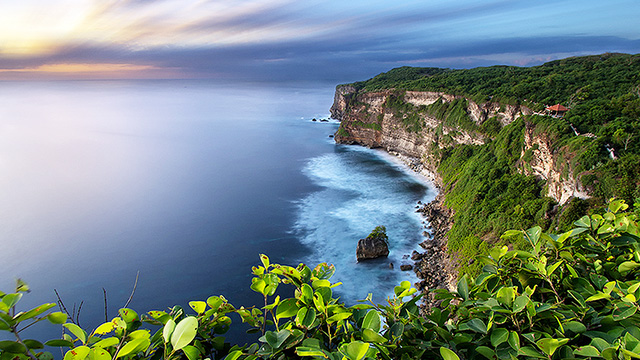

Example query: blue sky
[0,0,638,82]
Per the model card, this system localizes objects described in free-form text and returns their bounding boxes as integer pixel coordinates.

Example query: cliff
[331,85,585,205]
[331,54,640,286]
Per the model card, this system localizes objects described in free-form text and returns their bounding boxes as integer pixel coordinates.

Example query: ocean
[0,80,435,343]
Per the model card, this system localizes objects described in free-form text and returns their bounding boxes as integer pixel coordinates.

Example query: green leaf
[621,349,640,359]
[619,261,640,274]
[362,310,381,332]
[2,293,23,309]
[345,341,369,360]
[64,346,90,360]
[388,322,404,339]
[512,295,529,313]
[295,347,327,357]
[311,279,331,289]
[613,302,637,320]
[224,350,243,360]
[362,329,387,343]
[206,296,224,312]
[457,275,469,301]
[295,307,316,329]
[518,346,546,359]
[93,322,116,335]
[259,254,270,268]
[47,312,68,324]
[496,286,516,307]
[14,303,56,322]
[182,345,201,360]
[602,347,618,359]
[15,279,30,293]
[116,338,150,358]
[312,293,325,312]
[163,318,176,343]
[44,339,74,348]
[0,340,27,353]
[275,298,299,319]
[264,329,290,350]
[563,321,587,335]
[38,352,55,360]
[93,337,119,348]
[394,281,411,296]
[250,278,266,295]
[475,346,495,359]
[63,323,88,344]
[88,347,111,360]
[536,338,569,356]
[300,284,314,304]
[170,316,198,350]
[189,301,206,315]
[491,328,509,347]
[546,261,563,277]
[466,318,487,334]
[326,312,351,324]
[586,292,611,302]
[440,347,460,360]
[574,345,601,357]
[312,263,336,280]
[118,308,138,323]
[23,339,43,349]
[574,216,591,228]
[508,331,520,351]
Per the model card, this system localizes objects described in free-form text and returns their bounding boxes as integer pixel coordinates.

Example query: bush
[2,200,640,360]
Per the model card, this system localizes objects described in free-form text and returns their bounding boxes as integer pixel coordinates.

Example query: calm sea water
[0,81,434,343]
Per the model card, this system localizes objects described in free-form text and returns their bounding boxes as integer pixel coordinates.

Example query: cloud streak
[0,0,638,81]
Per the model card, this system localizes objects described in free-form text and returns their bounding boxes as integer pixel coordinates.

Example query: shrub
[2,200,640,360]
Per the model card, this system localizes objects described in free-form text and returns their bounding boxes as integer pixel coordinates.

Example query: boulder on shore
[356,226,389,261]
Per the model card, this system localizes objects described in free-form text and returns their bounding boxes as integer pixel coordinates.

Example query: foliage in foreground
[2,199,640,360]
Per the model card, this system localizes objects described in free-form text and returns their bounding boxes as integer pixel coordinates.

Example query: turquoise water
[0,80,434,342]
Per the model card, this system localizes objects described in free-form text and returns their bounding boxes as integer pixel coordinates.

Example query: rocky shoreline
[413,194,457,308]
[389,153,458,308]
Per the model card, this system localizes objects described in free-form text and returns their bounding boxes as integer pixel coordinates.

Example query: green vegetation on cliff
[3,201,640,360]
[340,53,640,274]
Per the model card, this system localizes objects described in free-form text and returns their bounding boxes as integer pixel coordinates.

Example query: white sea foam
[293,145,436,303]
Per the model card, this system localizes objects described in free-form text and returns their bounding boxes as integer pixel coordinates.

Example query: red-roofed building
[546,104,569,117]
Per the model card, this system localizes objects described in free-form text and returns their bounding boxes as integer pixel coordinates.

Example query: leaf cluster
[3,200,640,360]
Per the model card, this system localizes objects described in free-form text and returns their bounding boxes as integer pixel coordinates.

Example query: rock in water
[356,226,389,261]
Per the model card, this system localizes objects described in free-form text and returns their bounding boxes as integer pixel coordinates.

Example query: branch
[123,272,139,309]
[103,288,109,322]
[54,289,74,324]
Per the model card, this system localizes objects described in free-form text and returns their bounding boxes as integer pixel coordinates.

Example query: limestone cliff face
[331,85,530,186]
[520,123,589,204]
[331,85,583,204]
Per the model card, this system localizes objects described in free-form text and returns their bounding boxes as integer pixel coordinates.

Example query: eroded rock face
[331,86,530,179]
[356,235,389,261]
[331,85,582,204]
[520,122,589,204]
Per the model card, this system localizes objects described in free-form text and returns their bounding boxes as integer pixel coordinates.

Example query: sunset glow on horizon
[0,0,638,82]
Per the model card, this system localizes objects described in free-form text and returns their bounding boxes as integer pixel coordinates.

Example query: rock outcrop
[356,226,390,261]
[356,236,389,261]
[520,122,589,204]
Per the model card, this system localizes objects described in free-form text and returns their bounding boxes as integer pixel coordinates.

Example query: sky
[0,0,639,83]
